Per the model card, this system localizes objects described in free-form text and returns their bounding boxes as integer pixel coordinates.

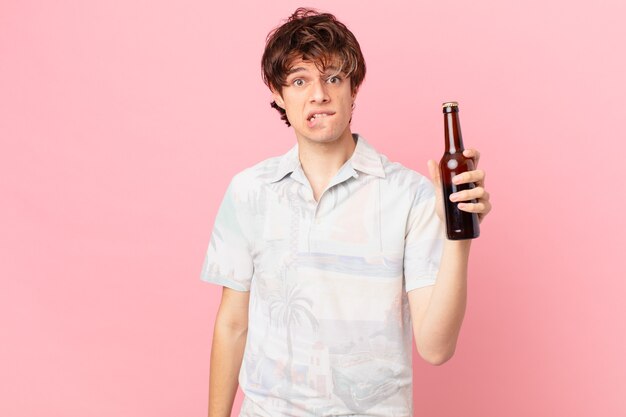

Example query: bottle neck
[444,111,465,153]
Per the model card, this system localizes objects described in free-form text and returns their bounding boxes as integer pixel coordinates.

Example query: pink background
[1,0,624,416]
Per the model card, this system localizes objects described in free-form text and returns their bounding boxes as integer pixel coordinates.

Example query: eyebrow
[287,67,307,75]
[286,66,342,75]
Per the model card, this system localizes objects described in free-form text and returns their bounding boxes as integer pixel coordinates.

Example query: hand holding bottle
[427,149,491,225]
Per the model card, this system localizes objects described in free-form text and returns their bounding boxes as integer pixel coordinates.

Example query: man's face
[272,58,358,145]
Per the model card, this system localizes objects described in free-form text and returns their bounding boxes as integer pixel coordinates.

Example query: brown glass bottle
[439,102,480,240]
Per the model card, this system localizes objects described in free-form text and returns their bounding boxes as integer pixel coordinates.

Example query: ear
[271,88,285,109]
[351,86,360,102]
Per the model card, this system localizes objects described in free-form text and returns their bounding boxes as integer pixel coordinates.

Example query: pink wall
[1,0,624,416]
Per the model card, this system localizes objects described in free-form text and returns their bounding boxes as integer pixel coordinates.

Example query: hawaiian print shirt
[201,134,445,416]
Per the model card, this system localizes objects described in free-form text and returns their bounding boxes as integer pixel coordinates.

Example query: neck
[296,129,357,181]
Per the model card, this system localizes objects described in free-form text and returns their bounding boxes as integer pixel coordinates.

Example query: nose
[309,78,330,103]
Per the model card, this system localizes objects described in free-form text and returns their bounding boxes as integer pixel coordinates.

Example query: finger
[427,159,441,187]
[457,201,488,213]
[457,194,492,225]
[452,169,485,186]
[477,200,493,223]
[449,187,488,202]
[463,148,481,168]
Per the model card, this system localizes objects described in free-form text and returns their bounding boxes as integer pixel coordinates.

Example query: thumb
[427,159,441,187]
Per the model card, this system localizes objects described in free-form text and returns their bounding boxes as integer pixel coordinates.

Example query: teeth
[310,113,328,121]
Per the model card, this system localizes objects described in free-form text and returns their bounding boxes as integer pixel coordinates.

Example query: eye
[292,78,305,87]
[327,75,342,84]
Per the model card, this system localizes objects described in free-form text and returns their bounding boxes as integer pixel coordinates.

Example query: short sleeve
[403,179,445,292]
[200,177,254,291]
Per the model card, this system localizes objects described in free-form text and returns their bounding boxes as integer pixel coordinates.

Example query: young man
[201,8,491,417]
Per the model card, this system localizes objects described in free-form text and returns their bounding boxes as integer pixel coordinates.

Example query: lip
[306,110,336,121]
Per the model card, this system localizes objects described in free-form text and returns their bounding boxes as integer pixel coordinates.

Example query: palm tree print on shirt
[268,266,319,392]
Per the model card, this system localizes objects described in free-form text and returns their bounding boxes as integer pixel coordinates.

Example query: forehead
[285,57,343,76]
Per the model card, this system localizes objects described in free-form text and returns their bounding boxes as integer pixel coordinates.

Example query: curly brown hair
[261,8,366,126]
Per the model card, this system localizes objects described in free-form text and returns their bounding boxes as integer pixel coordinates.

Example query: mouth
[306,111,335,127]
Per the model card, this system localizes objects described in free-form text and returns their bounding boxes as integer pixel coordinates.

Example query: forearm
[417,239,471,364]
[209,321,248,417]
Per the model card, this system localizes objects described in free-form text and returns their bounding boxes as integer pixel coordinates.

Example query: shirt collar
[267,133,386,184]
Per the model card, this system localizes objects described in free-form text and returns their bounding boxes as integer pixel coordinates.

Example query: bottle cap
[442,101,459,113]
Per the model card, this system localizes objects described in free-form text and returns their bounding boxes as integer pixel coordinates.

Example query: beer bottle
[439,102,480,240]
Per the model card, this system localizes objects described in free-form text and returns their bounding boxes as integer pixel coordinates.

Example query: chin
[303,127,348,142]
[308,134,342,143]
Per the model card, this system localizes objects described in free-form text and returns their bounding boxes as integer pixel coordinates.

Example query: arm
[408,239,470,365]
[209,287,250,417]
[409,149,491,365]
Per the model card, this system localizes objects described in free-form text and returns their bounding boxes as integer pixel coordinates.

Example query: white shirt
[201,134,445,417]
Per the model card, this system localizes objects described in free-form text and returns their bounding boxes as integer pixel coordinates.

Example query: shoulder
[227,154,282,196]
[379,154,436,200]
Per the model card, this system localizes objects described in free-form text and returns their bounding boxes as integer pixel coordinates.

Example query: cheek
[286,108,302,122]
